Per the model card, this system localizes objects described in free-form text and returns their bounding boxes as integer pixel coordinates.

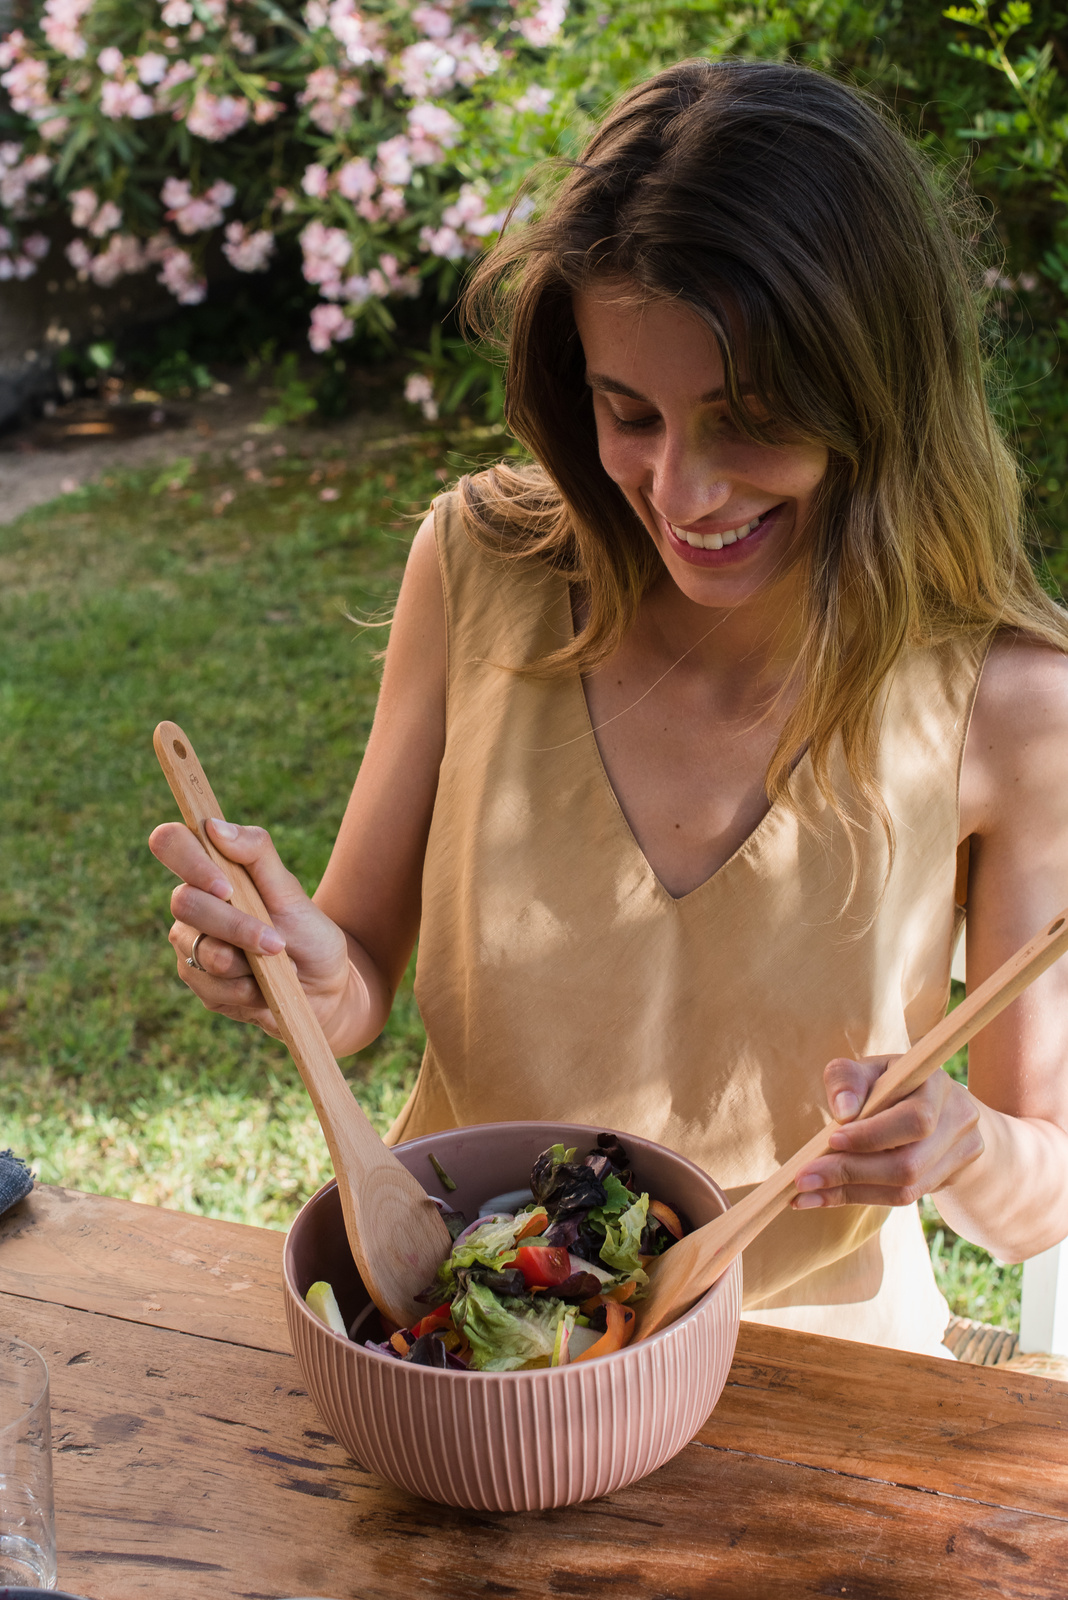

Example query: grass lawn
[0,429,1021,1331]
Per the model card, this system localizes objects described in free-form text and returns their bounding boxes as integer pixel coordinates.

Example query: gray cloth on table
[0,1148,34,1218]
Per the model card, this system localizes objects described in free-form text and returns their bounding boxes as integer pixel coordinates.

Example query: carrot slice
[649,1200,684,1239]
[607,1280,636,1304]
[514,1207,549,1242]
[579,1293,605,1317]
[390,1332,411,1356]
[573,1300,627,1363]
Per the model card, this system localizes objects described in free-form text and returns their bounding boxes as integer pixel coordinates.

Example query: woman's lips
[659,504,784,566]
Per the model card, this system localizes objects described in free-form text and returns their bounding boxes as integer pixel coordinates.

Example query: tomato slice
[513,1244,573,1289]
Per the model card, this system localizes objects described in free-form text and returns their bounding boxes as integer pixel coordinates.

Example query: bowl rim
[283,1119,736,1378]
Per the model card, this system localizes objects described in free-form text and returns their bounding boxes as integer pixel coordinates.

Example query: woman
[151,59,1068,1356]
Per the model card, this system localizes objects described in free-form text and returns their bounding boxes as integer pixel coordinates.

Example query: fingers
[169,882,286,958]
[793,1074,984,1209]
[169,920,280,1035]
[822,1055,888,1123]
[150,821,233,900]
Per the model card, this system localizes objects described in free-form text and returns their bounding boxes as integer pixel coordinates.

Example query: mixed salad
[305,1134,687,1372]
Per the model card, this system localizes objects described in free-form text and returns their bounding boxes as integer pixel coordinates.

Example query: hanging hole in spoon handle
[152,720,452,1327]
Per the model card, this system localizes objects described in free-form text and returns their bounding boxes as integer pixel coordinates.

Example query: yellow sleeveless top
[388,492,990,1357]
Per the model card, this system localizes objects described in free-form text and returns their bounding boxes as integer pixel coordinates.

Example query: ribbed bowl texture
[283,1121,741,1512]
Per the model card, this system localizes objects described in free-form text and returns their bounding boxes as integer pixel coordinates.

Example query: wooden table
[1,1185,1066,1599]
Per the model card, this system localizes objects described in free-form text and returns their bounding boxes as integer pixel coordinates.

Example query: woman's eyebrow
[584,371,733,403]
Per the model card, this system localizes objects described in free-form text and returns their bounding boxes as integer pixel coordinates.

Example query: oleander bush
[3,0,1068,553]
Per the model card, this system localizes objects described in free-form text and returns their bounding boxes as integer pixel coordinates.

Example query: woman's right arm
[148,508,447,1056]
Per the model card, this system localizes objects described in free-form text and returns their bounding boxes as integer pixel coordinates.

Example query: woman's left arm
[794,634,1068,1261]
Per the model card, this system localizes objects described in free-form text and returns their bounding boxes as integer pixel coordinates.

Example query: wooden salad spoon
[636,904,1068,1341]
[153,721,451,1328]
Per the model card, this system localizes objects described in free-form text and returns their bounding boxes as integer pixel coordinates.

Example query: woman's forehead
[573,287,734,398]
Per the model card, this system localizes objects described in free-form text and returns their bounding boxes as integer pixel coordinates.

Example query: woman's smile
[572,286,828,611]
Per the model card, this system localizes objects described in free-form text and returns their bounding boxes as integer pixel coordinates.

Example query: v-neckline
[565,579,805,906]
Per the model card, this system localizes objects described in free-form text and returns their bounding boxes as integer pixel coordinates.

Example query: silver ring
[186,932,208,972]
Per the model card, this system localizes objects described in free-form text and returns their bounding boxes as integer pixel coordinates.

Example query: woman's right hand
[149,817,354,1041]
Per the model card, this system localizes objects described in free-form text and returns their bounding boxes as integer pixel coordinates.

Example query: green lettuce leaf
[598,1192,650,1280]
[454,1280,576,1372]
[435,1216,520,1297]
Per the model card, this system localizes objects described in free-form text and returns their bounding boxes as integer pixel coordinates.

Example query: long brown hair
[458,58,1068,858]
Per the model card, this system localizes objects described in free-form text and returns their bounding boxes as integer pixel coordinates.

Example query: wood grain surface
[0,1186,287,1351]
[3,1290,1067,1600]
[3,1188,1067,1599]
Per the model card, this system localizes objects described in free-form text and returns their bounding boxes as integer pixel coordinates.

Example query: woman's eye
[609,411,659,432]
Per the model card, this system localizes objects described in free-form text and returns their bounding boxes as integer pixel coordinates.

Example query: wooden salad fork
[154,721,451,1328]
[636,906,1068,1340]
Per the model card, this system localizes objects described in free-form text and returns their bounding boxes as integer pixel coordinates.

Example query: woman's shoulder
[962,629,1068,835]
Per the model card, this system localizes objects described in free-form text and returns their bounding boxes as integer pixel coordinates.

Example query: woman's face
[573,287,829,612]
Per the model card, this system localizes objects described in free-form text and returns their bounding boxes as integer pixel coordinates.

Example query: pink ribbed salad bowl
[283,1121,741,1512]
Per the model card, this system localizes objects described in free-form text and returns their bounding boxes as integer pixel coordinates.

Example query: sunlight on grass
[0,437,454,1228]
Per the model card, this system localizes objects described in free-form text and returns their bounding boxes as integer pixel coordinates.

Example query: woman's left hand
[791,1056,986,1209]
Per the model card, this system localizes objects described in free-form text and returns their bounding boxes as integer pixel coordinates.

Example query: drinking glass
[0,1337,56,1589]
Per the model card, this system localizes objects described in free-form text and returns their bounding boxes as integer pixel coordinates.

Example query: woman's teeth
[669,514,764,551]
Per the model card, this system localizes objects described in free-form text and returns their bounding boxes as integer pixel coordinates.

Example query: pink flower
[101,79,156,118]
[97,45,124,76]
[89,233,147,285]
[298,65,362,134]
[412,4,452,38]
[309,302,353,352]
[419,222,464,260]
[1,57,50,115]
[515,84,553,112]
[66,238,92,273]
[22,232,50,260]
[300,220,352,291]
[253,98,283,123]
[0,149,52,215]
[301,162,331,199]
[160,0,194,22]
[337,157,376,201]
[157,244,206,303]
[375,134,412,187]
[137,52,170,84]
[377,187,406,221]
[186,89,249,139]
[404,371,438,420]
[38,116,70,141]
[0,31,27,70]
[89,198,123,236]
[325,0,386,66]
[41,0,93,59]
[223,221,275,271]
[69,187,98,228]
[162,176,235,234]
[407,101,460,165]
[515,0,567,46]
[397,40,458,98]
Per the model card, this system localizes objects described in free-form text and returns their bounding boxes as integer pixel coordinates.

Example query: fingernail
[834,1091,860,1121]
[794,1193,825,1209]
[796,1172,824,1192]
[211,818,238,840]
[261,929,285,954]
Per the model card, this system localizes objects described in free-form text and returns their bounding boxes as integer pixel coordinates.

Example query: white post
[1020,1246,1068,1356]
[951,926,1068,1355]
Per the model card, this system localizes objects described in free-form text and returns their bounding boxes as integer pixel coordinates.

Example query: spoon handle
[154,721,449,1327]
[636,904,1068,1340]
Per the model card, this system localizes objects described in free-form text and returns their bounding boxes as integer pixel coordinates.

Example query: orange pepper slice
[649,1200,684,1240]
[514,1207,550,1242]
[607,1280,636,1304]
[573,1299,628,1363]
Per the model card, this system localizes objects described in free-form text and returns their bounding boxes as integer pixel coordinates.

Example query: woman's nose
[651,434,732,526]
